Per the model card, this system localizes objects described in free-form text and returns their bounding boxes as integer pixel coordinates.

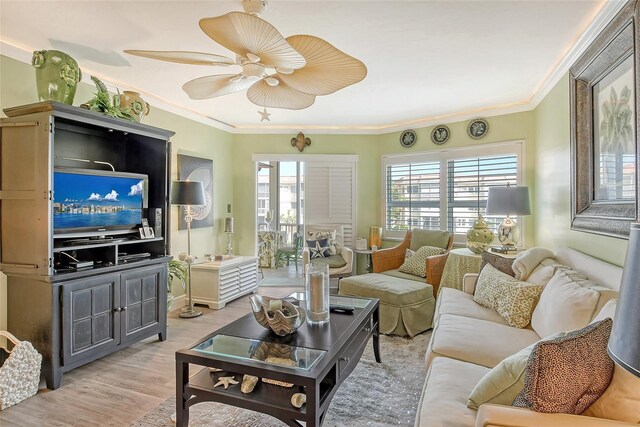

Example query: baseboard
[169,295,185,312]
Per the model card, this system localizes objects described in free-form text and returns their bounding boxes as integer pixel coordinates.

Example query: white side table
[190,256,258,309]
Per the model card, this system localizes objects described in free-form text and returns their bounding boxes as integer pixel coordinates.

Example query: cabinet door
[62,273,120,366]
[120,264,166,346]
[1,116,53,275]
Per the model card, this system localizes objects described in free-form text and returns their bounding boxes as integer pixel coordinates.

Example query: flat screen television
[53,168,148,238]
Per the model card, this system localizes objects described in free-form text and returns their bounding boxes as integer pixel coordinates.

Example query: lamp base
[497,216,520,248]
[179,305,203,318]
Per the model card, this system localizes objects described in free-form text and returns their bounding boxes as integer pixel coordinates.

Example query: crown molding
[528,0,627,109]
[0,1,626,135]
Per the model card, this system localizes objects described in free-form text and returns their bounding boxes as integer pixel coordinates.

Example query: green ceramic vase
[466,214,495,254]
[32,50,82,105]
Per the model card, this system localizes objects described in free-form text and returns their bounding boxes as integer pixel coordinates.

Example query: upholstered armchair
[302,224,354,278]
[371,229,453,295]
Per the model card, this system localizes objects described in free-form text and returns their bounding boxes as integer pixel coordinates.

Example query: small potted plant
[167,259,189,312]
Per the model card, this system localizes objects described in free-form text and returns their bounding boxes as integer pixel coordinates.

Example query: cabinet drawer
[337,320,372,379]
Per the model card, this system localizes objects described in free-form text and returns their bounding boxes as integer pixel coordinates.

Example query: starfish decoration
[291,132,311,152]
[309,240,328,259]
[258,107,271,122]
[213,376,239,389]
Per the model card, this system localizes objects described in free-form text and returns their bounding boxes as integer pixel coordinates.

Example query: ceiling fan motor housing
[243,0,268,16]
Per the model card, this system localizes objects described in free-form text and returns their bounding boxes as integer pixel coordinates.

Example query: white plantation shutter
[386,161,441,231]
[304,162,356,247]
[447,155,518,233]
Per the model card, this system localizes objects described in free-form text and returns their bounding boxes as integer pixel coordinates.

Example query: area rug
[131,332,430,427]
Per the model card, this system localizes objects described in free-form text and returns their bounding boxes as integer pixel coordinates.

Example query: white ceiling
[0,0,620,133]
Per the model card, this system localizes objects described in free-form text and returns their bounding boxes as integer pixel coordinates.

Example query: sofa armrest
[476,404,636,427]
[425,253,449,296]
[372,233,411,273]
[339,246,354,271]
[463,273,479,295]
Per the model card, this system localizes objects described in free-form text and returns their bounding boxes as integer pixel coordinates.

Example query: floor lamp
[171,180,206,319]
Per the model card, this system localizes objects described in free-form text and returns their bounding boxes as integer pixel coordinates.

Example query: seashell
[241,374,259,394]
[291,392,306,408]
[249,295,306,336]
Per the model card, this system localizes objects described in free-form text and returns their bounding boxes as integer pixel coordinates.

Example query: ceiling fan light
[275,67,294,75]
[242,0,268,16]
[246,53,261,63]
[243,62,266,79]
[265,77,279,87]
[229,74,244,83]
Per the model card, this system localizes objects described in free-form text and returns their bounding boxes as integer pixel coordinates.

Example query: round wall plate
[467,118,489,139]
[399,129,417,148]
[430,124,450,145]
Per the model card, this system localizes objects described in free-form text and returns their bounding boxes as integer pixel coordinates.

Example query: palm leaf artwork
[598,86,634,199]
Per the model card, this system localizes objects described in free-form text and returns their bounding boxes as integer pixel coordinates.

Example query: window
[383,142,523,240]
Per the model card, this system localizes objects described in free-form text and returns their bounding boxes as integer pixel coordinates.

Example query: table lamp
[486,184,531,249]
[225,217,234,255]
[171,180,206,318]
[609,222,640,378]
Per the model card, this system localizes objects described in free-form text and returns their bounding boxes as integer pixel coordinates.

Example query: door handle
[114,307,122,312]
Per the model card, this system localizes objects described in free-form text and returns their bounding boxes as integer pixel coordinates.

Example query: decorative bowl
[249,295,306,336]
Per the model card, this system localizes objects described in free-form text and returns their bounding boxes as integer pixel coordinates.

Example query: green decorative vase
[466,214,494,254]
[32,50,82,105]
[119,91,150,123]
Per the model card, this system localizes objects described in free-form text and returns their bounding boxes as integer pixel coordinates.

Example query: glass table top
[192,334,326,371]
[287,292,373,309]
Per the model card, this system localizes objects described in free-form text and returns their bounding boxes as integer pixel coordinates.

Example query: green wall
[533,74,628,266]
[0,55,234,330]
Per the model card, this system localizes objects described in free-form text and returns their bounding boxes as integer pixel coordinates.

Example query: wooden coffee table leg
[176,360,190,427]
[373,307,381,363]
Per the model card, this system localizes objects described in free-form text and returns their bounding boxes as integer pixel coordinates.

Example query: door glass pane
[279,162,298,244]
[257,162,271,231]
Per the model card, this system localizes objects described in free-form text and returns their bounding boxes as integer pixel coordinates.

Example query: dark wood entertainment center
[0,101,174,389]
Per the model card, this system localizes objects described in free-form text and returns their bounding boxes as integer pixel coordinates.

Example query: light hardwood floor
[0,280,302,427]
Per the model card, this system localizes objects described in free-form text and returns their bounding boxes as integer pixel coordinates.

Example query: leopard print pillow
[513,318,614,414]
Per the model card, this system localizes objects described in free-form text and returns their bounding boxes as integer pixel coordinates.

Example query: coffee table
[175,295,380,427]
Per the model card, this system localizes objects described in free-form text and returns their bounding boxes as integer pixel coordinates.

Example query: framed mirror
[570,0,640,238]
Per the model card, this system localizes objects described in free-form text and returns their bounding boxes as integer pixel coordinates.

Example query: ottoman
[339,273,435,337]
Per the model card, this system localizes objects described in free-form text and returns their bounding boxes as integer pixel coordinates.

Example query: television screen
[53,169,147,235]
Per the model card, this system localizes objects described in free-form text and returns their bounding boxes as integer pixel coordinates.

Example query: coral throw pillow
[513,318,614,414]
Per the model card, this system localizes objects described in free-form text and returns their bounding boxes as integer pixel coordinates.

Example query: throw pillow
[473,264,543,328]
[591,299,617,324]
[530,268,616,338]
[513,318,614,414]
[307,230,337,255]
[467,331,567,410]
[397,245,446,278]
[583,364,640,423]
[306,239,329,259]
[480,251,516,277]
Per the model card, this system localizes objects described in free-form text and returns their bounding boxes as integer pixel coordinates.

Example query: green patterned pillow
[474,264,544,328]
[397,245,446,278]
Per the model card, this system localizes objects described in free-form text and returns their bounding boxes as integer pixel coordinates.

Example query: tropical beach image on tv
[53,171,145,232]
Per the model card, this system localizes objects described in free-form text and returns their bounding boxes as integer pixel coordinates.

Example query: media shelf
[1,101,174,390]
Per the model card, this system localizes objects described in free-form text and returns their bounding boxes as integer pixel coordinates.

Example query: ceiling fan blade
[124,50,235,66]
[247,79,315,110]
[278,35,367,96]
[182,74,254,100]
[199,12,306,70]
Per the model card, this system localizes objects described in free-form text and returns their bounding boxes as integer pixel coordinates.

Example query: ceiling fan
[124,0,367,111]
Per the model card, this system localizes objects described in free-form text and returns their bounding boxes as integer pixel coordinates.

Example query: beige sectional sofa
[416,247,636,427]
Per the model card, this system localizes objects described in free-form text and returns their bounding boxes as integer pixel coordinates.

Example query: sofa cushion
[381,269,425,283]
[474,265,544,328]
[310,254,347,268]
[583,363,640,423]
[398,245,445,277]
[514,319,614,415]
[416,357,489,427]
[530,268,616,338]
[592,299,617,323]
[428,313,540,368]
[434,288,508,326]
[410,229,451,251]
[526,257,557,286]
[480,251,515,277]
[306,230,337,255]
[306,239,330,259]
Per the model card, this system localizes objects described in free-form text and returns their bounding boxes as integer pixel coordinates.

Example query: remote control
[330,304,355,313]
